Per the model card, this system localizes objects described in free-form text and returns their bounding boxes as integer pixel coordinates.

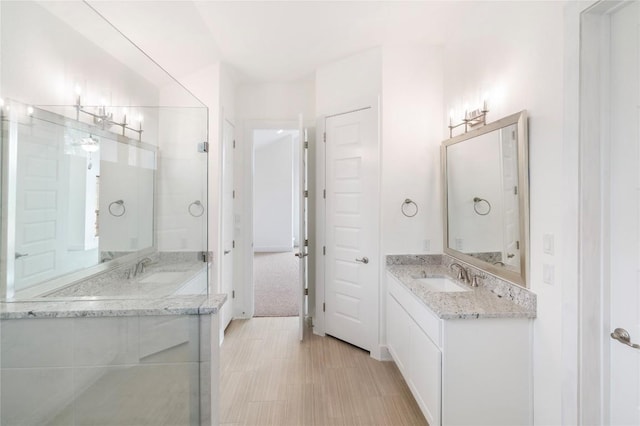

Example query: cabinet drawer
[387,272,442,347]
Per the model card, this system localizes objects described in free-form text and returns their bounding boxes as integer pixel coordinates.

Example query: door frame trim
[566,1,624,423]
[239,119,300,319]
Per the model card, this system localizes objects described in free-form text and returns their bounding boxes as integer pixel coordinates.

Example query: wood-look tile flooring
[220,317,428,426]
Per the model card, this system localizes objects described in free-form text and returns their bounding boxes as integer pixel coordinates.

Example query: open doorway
[252,128,301,317]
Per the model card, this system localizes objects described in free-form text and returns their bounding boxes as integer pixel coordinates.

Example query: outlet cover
[543,264,555,285]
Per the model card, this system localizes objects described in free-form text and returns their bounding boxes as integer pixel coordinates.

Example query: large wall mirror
[442,110,529,287]
[1,102,156,299]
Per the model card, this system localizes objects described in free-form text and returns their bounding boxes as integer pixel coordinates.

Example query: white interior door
[609,2,640,424]
[500,126,520,268]
[297,114,307,341]
[13,119,67,293]
[221,118,235,333]
[324,106,379,352]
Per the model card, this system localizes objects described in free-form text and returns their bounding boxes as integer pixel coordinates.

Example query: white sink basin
[138,272,185,284]
[415,276,470,292]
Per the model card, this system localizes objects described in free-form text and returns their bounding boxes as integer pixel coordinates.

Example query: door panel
[325,106,379,352]
[609,2,640,424]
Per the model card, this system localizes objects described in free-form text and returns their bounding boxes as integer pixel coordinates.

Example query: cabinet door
[410,324,441,426]
[387,294,412,374]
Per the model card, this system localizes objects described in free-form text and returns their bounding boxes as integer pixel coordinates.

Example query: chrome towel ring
[401,198,418,217]
[189,200,205,217]
[473,197,491,215]
[108,200,126,217]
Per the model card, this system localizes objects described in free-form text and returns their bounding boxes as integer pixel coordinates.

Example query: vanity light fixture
[448,100,489,138]
[75,93,144,141]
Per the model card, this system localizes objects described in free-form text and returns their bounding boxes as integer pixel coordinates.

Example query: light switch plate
[543,233,554,255]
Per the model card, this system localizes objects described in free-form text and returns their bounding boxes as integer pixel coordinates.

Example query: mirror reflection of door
[499,124,520,269]
[252,128,302,319]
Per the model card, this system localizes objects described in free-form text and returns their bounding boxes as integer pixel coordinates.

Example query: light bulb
[75,85,82,96]
[137,114,143,123]
[0,98,4,107]
[27,106,34,116]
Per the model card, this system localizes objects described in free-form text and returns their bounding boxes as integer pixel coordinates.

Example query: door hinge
[233,140,236,149]
[323,302,326,312]
[304,190,308,198]
[516,241,520,250]
[304,141,309,149]
[232,240,235,249]
[232,190,236,199]
[323,246,326,255]
[323,132,326,143]
[232,290,235,299]
[304,239,309,247]
[304,288,308,296]
[514,186,518,195]
[323,189,326,199]
[198,142,209,153]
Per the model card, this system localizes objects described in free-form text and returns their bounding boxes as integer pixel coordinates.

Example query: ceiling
[86,1,475,84]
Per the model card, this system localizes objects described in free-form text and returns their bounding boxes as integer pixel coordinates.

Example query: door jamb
[572,1,623,424]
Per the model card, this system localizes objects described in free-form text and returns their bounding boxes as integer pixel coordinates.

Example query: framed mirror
[442,110,529,287]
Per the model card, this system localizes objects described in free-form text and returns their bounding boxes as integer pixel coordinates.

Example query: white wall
[441,3,565,424]
[315,48,381,116]
[0,1,160,141]
[381,44,443,255]
[253,134,294,252]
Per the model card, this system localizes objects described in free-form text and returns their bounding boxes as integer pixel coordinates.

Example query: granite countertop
[0,294,227,320]
[386,255,536,320]
[45,257,206,299]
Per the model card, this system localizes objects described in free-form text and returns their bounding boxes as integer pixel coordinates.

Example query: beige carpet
[254,251,299,317]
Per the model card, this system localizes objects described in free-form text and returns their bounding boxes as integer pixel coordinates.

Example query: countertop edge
[0,294,228,319]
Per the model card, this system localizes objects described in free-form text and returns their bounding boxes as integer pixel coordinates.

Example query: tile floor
[220,317,428,426]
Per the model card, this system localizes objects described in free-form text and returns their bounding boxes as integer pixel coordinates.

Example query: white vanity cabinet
[386,272,532,426]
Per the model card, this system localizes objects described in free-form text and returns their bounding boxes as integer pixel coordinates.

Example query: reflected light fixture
[80,135,100,153]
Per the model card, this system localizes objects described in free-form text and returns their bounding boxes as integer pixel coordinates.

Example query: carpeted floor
[253,250,299,317]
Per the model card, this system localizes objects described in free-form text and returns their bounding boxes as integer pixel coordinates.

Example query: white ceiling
[87,1,474,83]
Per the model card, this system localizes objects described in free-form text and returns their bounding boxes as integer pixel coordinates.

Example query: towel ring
[108,200,126,217]
[473,197,491,216]
[401,198,418,218]
[189,200,205,217]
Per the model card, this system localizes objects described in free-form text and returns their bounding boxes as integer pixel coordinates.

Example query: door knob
[355,257,369,264]
[611,328,640,350]
[295,252,308,258]
[224,250,231,255]
[15,252,29,259]
[507,253,515,258]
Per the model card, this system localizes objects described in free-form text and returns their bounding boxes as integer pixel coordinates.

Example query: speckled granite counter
[386,255,536,320]
[0,294,227,319]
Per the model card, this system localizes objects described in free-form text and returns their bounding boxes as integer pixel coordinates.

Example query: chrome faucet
[135,257,153,276]
[450,262,471,284]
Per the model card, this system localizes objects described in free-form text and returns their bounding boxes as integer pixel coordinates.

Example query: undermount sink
[138,272,185,284]
[415,276,470,292]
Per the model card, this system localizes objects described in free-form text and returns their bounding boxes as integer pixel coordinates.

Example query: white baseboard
[254,246,293,253]
[372,345,393,361]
